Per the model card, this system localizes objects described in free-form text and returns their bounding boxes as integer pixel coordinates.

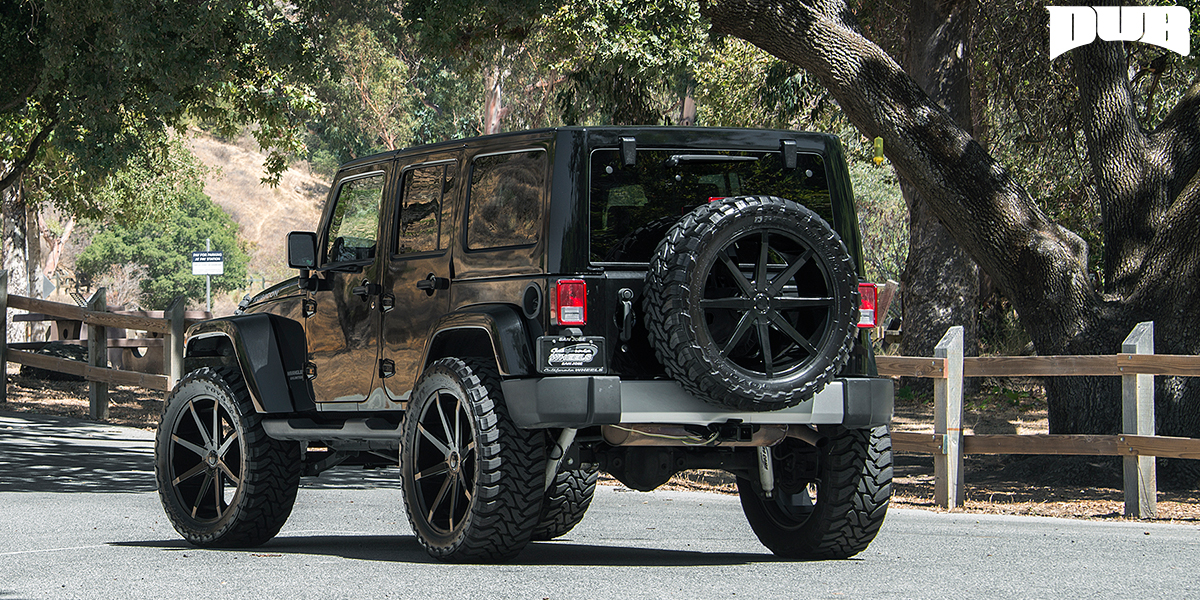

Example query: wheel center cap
[206,452,218,467]
[754,293,772,313]
[448,452,460,473]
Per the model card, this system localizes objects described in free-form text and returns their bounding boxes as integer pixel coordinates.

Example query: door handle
[352,281,381,300]
[416,274,450,295]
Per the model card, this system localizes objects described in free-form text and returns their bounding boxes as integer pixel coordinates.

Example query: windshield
[589,149,831,263]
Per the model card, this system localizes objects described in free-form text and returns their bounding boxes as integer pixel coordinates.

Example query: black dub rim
[411,387,477,537]
[166,394,244,523]
[698,229,835,378]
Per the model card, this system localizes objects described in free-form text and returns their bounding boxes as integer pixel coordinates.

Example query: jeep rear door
[379,152,458,400]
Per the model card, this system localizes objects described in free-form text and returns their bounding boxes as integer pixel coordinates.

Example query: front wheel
[738,426,892,559]
[154,368,301,547]
[401,358,546,562]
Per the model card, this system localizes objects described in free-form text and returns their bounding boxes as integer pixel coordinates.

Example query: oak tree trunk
[897,0,980,389]
[3,181,29,344]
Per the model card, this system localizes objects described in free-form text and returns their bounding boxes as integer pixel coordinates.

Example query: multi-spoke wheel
[154,368,301,547]
[738,426,892,559]
[401,358,545,562]
[644,195,859,411]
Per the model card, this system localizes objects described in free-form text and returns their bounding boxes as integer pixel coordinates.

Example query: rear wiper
[664,154,759,166]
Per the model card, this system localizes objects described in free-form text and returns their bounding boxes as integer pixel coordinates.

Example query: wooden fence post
[165,295,186,390]
[934,326,965,509]
[0,269,7,404]
[87,287,108,420]
[1122,321,1156,518]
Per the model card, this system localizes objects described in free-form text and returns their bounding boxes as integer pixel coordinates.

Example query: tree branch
[1,78,39,113]
[0,105,59,195]
[1151,74,1200,204]
[1074,39,1163,295]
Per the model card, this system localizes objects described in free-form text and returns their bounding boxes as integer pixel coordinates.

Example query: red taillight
[857,283,877,328]
[556,279,587,326]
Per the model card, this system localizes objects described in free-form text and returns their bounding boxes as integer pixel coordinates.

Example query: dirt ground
[3,371,1198,523]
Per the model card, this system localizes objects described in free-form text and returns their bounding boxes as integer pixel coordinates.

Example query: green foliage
[2,0,323,218]
[24,136,208,224]
[407,59,483,145]
[849,162,907,282]
[546,0,707,125]
[305,22,418,171]
[75,184,249,310]
[403,0,550,59]
[692,38,826,129]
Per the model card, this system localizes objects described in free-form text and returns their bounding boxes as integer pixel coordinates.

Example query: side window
[467,150,545,250]
[398,166,444,255]
[325,172,384,265]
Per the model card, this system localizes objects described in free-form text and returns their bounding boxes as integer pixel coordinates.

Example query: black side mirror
[287,231,318,269]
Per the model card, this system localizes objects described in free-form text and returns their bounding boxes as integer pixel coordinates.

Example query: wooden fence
[0,271,195,420]
[878,322,1200,518]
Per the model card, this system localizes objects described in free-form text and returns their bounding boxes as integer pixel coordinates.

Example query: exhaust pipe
[602,424,788,447]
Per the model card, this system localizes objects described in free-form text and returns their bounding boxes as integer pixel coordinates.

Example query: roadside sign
[191,251,224,275]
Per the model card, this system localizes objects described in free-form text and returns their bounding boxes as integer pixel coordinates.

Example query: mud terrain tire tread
[532,464,599,541]
[401,358,546,562]
[155,367,302,548]
[738,426,892,559]
[643,195,858,411]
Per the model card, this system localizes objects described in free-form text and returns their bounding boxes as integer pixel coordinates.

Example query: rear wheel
[738,426,892,559]
[401,358,546,562]
[154,368,301,547]
[532,464,599,541]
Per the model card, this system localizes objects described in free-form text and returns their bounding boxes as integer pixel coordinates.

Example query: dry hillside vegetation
[186,131,328,291]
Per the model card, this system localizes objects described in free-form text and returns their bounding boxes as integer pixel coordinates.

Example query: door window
[398,164,457,255]
[325,172,385,265]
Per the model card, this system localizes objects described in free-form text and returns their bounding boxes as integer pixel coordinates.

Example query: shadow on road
[0,411,402,494]
[0,411,156,493]
[112,534,781,566]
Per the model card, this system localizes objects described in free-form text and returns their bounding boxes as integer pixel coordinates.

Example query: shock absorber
[757,446,775,499]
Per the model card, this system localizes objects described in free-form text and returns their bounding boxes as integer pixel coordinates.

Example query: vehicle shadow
[0,411,157,493]
[112,534,784,567]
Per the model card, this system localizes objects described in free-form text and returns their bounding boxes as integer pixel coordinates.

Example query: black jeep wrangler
[154,127,894,562]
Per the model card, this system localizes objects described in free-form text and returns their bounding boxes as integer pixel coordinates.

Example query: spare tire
[643,196,858,411]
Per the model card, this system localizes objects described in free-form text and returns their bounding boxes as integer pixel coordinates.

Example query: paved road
[2,411,1198,599]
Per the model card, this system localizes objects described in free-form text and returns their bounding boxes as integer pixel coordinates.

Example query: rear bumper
[500,376,893,429]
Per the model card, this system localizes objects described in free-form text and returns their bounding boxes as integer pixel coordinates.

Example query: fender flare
[185,313,314,413]
[423,304,537,378]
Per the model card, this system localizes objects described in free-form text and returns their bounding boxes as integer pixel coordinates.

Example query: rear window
[467,150,546,250]
[589,149,831,263]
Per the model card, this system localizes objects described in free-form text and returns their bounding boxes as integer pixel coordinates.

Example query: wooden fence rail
[0,271,194,420]
[878,321,1200,518]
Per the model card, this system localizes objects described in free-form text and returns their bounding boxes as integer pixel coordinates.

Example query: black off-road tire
[155,367,302,547]
[531,464,599,541]
[401,358,546,562]
[738,426,892,559]
[643,195,859,411]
